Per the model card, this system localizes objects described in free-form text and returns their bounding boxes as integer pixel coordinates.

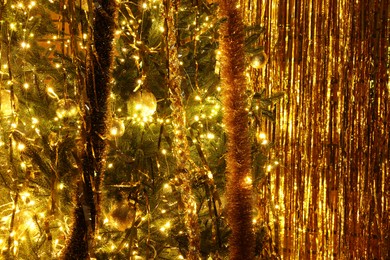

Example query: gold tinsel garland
[218,0,255,259]
[242,0,389,258]
[165,0,201,258]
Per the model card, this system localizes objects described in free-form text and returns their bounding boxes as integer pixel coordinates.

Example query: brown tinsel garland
[218,0,255,259]
[165,0,201,258]
[62,0,117,259]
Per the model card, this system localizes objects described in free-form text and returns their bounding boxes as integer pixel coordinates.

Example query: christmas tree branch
[218,0,255,258]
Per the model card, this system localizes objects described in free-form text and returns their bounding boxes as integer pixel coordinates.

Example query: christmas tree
[0,0,274,258]
[0,0,388,259]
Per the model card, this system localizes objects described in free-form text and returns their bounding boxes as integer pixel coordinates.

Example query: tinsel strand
[165,0,201,258]
[218,0,255,259]
[62,0,117,259]
[250,0,389,257]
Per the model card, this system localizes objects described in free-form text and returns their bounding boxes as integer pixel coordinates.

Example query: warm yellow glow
[110,128,118,136]
[206,132,215,139]
[258,132,266,140]
[244,176,252,185]
[17,143,26,151]
[20,162,26,169]
[46,87,59,99]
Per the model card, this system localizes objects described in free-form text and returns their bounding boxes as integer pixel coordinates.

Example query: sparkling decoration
[62,0,117,258]
[108,201,136,231]
[166,0,201,257]
[127,90,157,119]
[219,0,254,258]
[0,89,18,117]
[56,98,78,119]
[245,0,389,259]
[0,0,388,259]
[108,117,125,139]
[250,51,268,69]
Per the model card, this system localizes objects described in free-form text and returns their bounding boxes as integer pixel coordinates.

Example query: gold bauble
[108,117,125,139]
[109,201,136,231]
[56,98,78,119]
[0,90,18,117]
[127,90,157,118]
[250,51,268,69]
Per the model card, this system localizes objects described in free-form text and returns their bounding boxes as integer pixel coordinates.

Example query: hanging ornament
[250,51,268,69]
[0,89,18,117]
[127,90,157,119]
[108,200,136,231]
[108,117,125,139]
[56,98,78,119]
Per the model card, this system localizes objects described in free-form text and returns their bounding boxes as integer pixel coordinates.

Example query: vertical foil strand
[245,0,389,258]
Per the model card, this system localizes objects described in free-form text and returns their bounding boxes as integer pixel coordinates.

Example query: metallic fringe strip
[244,0,389,258]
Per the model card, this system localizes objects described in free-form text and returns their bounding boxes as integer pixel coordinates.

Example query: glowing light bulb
[258,132,266,139]
[17,143,26,151]
[245,176,252,185]
[206,133,215,139]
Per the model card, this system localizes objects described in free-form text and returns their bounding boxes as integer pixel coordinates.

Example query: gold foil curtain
[243,0,389,258]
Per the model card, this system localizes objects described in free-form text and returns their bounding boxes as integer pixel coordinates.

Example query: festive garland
[63,0,117,258]
[218,0,255,258]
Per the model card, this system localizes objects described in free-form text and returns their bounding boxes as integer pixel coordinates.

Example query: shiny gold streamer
[165,0,201,258]
[219,0,255,258]
[244,0,389,258]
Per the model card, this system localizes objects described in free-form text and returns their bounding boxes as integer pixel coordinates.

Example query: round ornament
[250,51,268,69]
[0,89,18,117]
[108,117,125,139]
[127,90,157,119]
[109,201,136,231]
[56,98,78,119]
